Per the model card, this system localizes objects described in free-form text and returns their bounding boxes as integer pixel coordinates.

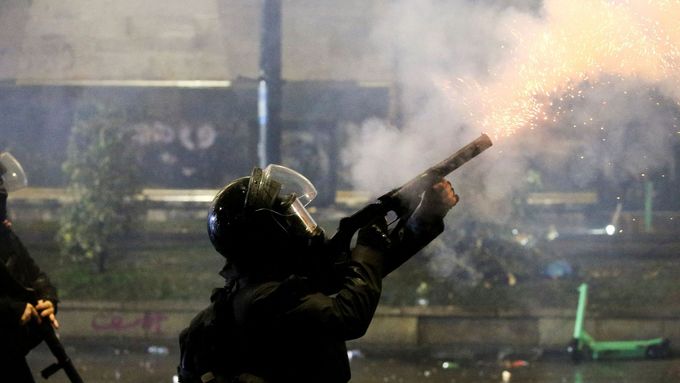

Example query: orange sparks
[443,0,680,139]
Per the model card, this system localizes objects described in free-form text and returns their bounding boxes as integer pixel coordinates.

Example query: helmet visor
[263,164,317,206]
[261,164,318,235]
[0,152,28,192]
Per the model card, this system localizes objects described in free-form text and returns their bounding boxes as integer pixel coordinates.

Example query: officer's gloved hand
[417,178,459,221]
[357,217,391,253]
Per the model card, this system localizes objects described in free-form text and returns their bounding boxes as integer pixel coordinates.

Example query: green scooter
[567,283,671,362]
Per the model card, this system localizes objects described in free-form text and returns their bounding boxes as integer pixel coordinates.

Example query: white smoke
[344,0,680,226]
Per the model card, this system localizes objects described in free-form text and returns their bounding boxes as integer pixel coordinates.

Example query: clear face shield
[0,152,28,192]
[247,164,319,236]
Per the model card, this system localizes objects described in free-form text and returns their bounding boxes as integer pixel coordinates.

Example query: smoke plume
[344,0,680,225]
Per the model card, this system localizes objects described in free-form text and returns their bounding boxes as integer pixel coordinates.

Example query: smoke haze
[345,0,680,224]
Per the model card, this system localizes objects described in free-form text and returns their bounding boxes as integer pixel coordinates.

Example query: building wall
[0,0,393,82]
[56,301,679,355]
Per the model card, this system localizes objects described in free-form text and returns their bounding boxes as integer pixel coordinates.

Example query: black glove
[357,218,391,253]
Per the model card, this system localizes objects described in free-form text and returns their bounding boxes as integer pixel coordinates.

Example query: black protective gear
[357,218,391,253]
[3,354,35,382]
[0,224,58,379]
[207,177,250,258]
[0,189,7,222]
[178,242,384,383]
[180,204,447,382]
[185,167,456,382]
[207,166,322,268]
[0,226,59,315]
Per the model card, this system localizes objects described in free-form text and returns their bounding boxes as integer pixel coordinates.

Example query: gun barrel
[382,133,493,205]
[430,133,493,176]
[327,132,493,290]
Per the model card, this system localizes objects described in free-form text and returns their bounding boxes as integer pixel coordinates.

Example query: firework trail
[449,0,680,137]
[345,0,680,220]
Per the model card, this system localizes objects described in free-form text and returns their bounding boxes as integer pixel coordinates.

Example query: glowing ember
[444,0,680,138]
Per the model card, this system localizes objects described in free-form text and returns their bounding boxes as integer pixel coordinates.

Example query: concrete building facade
[0,0,393,83]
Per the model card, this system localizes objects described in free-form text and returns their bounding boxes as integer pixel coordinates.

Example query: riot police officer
[0,152,60,382]
[179,164,458,383]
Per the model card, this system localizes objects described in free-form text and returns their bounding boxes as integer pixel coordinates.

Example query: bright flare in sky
[446,0,680,138]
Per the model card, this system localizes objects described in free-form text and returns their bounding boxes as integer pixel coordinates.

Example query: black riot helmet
[207,164,323,266]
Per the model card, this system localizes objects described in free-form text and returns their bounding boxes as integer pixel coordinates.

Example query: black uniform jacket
[179,210,445,383]
[0,225,58,356]
[220,244,383,383]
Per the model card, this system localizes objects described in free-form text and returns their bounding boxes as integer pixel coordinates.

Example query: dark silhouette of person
[178,164,458,383]
[0,154,59,382]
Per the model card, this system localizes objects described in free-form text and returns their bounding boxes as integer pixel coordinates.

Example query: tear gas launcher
[0,262,84,383]
[327,133,493,277]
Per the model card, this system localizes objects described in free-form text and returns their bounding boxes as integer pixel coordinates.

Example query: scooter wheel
[567,339,585,363]
[645,339,671,359]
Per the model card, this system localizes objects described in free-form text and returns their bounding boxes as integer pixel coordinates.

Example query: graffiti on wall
[91,311,169,335]
[128,118,251,186]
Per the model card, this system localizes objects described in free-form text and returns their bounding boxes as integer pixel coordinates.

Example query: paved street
[27,340,680,383]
